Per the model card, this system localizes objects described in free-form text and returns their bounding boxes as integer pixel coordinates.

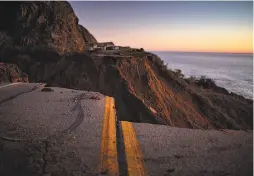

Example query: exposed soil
[0,1,252,130]
[1,51,252,130]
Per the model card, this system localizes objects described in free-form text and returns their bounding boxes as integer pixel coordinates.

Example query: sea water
[152,51,253,99]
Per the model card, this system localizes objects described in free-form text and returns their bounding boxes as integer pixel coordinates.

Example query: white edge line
[0,82,21,89]
[0,82,46,89]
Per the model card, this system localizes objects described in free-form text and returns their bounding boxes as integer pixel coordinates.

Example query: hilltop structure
[0,1,252,130]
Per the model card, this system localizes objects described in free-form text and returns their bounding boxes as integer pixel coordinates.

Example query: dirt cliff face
[0,1,252,130]
[0,1,95,55]
[115,54,253,130]
[0,62,28,83]
[2,52,252,130]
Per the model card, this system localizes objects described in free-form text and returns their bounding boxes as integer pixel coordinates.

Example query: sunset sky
[69,1,253,53]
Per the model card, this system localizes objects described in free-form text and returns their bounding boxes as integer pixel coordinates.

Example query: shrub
[185,76,198,84]
[174,69,184,78]
[198,76,215,84]
[189,75,216,89]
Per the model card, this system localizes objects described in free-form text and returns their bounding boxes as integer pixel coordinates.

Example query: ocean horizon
[150,51,253,57]
[151,51,253,99]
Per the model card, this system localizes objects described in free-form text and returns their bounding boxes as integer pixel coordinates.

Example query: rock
[0,62,29,83]
[41,87,54,92]
[0,1,252,130]
[0,1,96,55]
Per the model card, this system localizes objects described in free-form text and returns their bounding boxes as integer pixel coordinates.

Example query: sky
[69,1,253,53]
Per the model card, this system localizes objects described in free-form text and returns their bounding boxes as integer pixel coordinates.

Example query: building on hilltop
[85,42,119,51]
[97,42,115,51]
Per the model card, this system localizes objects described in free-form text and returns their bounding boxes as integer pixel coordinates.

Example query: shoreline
[151,51,253,100]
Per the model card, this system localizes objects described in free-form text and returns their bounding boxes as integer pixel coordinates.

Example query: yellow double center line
[121,121,146,176]
[99,96,146,176]
[100,97,119,175]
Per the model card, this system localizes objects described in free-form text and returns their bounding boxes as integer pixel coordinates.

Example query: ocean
[152,51,253,99]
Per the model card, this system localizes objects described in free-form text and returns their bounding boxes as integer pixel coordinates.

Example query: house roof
[97,42,115,47]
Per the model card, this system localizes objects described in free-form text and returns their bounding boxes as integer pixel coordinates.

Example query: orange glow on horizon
[95,26,253,54]
[151,49,253,54]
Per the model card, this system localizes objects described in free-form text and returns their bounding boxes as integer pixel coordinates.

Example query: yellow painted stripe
[121,121,146,176]
[99,96,119,176]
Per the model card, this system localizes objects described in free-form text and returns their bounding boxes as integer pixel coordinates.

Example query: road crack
[41,93,87,174]
[0,84,44,105]
[0,92,87,175]
[55,93,86,136]
[42,140,49,174]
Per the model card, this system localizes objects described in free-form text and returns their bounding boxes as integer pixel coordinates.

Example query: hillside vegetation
[0,1,252,130]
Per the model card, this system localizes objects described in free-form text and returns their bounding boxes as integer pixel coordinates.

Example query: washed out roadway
[0,83,252,176]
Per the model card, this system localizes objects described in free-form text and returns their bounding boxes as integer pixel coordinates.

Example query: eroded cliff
[0,1,252,130]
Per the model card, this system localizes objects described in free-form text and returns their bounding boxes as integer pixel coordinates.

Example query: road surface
[0,83,252,176]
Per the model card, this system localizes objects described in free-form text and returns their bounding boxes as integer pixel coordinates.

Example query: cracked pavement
[0,83,252,176]
[0,83,105,176]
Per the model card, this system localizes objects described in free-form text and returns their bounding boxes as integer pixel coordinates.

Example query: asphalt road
[0,83,252,176]
[133,123,253,176]
[0,83,43,104]
[0,83,106,176]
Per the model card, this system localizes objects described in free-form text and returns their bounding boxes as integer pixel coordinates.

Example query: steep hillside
[0,1,96,55]
[0,1,252,130]
[116,54,252,129]
[1,51,252,130]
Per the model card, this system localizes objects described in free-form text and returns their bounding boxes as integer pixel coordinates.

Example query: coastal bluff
[0,1,252,130]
